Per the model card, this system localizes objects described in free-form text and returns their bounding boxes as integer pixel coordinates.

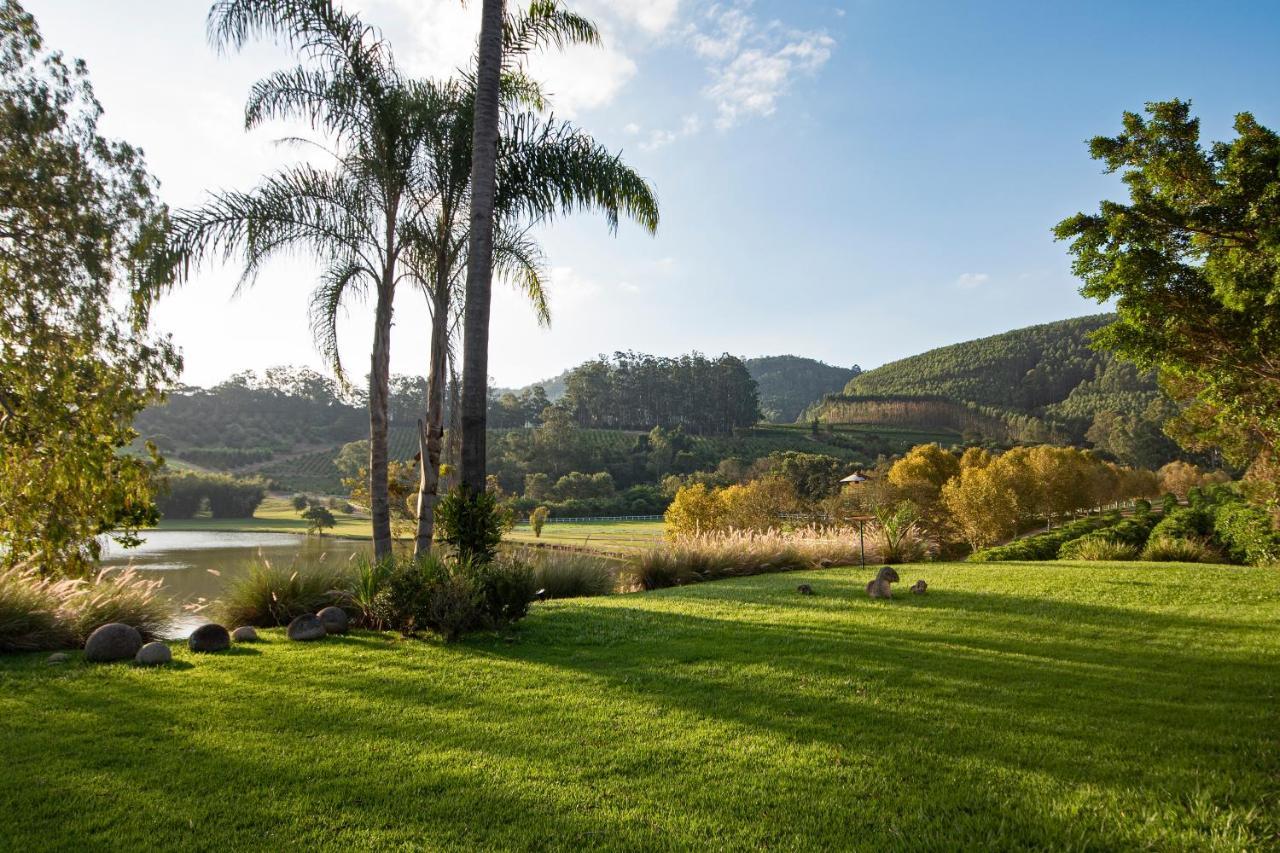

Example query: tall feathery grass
[629,526,869,590]
[513,548,620,599]
[1141,536,1221,563]
[0,564,172,652]
[216,556,352,628]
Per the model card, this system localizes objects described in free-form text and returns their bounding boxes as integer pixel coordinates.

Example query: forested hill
[743,356,861,423]
[806,315,1182,467]
[842,315,1124,409]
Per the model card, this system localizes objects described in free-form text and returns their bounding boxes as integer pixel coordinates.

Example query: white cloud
[623,122,641,135]
[524,43,637,118]
[691,3,835,129]
[955,272,991,289]
[638,114,702,151]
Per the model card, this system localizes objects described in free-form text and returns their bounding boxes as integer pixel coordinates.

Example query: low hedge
[968,513,1119,562]
[1058,514,1159,560]
[1212,500,1280,566]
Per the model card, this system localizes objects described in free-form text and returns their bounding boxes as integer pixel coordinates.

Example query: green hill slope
[743,355,861,423]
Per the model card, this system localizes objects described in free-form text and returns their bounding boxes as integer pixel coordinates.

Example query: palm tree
[403,77,660,554]
[172,0,433,560]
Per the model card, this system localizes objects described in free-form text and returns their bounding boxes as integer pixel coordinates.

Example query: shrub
[1161,492,1179,515]
[292,494,309,511]
[435,487,505,564]
[1141,536,1220,563]
[156,470,266,519]
[67,569,171,642]
[530,506,549,538]
[1212,500,1280,566]
[968,513,1118,562]
[348,555,394,629]
[868,502,930,564]
[1062,538,1139,561]
[301,505,336,535]
[216,559,350,627]
[0,566,77,652]
[471,556,538,630]
[1149,506,1213,541]
[521,549,617,598]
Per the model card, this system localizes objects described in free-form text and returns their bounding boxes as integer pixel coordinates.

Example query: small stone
[796,583,814,595]
[84,623,143,663]
[910,579,928,595]
[316,606,349,635]
[46,652,69,664]
[231,626,259,643]
[287,614,326,642]
[135,641,172,666]
[188,623,231,653]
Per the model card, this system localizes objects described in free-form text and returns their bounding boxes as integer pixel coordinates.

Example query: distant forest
[743,356,861,423]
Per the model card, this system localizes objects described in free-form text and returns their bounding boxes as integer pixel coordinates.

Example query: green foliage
[742,355,860,423]
[1211,500,1280,566]
[291,494,310,511]
[1056,100,1280,466]
[471,555,538,630]
[155,471,266,520]
[968,513,1119,562]
[1141,536,1220,564]
[0,3,180,577]
[765,451,847,502]
[0,565,170,651]
[435,487,505,564]
[529,506,549,537]
[216,560,350,628]
[559,352,760,435]
[301,505,336,535]
[1061,538,1139,561]
[520,549,617,598]
[1148,507,1212,541]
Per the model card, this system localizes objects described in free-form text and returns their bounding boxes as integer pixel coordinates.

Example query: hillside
[806,315,1180,465]
[743,356,861,423]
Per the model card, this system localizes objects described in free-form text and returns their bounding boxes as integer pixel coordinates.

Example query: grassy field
[156,495,372,538]
[2,561,1276,850]
[506,519,666,553]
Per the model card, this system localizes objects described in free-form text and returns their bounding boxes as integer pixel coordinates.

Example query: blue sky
[25,0,1280,387]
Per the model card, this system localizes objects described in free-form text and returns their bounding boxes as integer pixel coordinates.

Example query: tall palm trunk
[368,277,395,561]
[459,0,505,494]
[413,252,451,556]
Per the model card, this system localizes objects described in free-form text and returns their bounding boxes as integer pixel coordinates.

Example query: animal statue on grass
[910,579,928,595]
[866,566,899,599]
[796,584,814,596]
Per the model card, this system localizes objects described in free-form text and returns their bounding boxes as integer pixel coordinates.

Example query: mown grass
[505,519,665,552]
[1,561,1277,850]
[156,495,373,538]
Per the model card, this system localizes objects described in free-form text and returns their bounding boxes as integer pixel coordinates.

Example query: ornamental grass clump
[0,566,77,652]
[0,565,172,652]
[1060,537,1139,562]
[1141,536,1221,564]
[519,548,618,599]
[216,557,351,628]
[629,527,866,591]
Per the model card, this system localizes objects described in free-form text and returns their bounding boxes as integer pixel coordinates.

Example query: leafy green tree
[0,2,180,576]
[529,505,549,538]
[1056,100,1280,468]
[301,504,336,536]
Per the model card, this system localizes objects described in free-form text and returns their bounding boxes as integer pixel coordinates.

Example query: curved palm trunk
[413,259,451,556]
[459,0,505,494]
[369,274,396,562]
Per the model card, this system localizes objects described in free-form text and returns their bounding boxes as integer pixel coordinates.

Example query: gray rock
[46,652,70,664]
[287,614,326,642]
[188,623,231,653]
[135,641,172,666]
[910,579,928,595]
[231,626,259,643]
[84,623,143,663]
[316,606,349,635]
[796,584,814,596]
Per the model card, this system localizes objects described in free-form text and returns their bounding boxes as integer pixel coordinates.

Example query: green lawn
[506,519,665,553]
[156,495,372,538]
[2,561,1277,850]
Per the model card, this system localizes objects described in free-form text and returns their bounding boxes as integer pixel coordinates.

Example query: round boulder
[135,641,172,667]
[188,623,231,653]
[231,626,259,643]
[316,606,349,635]
[84,623,143,663]
[287,614,326,642]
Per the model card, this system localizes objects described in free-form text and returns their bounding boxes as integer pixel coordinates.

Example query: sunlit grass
[2,561,1276,849]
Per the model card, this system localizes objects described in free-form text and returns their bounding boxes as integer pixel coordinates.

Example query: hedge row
[1058,513,1160,560]
[1212,500,1280,566]
[156,471,267,519]
[968,513,1119,562]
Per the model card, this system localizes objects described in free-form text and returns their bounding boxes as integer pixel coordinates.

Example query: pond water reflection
[100,531,372,636]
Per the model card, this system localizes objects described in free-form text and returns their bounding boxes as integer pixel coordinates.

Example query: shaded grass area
[1,562,1277,850]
